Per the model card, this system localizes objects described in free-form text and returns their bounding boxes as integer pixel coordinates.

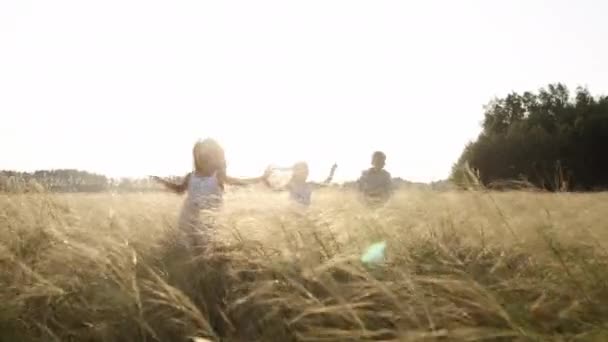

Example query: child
[266,162,337,206]
[358,151,393,204]
[151,138,268,251]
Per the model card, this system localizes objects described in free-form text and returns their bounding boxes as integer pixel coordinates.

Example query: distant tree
[0,175,9,192]
[0,169,110,193]
[26,179,45,193]
[452,84,608,191]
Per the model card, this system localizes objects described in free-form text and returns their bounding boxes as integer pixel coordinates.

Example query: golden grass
[1,189,608,341]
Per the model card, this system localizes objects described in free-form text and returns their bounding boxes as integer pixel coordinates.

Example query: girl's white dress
[177,172,223,250]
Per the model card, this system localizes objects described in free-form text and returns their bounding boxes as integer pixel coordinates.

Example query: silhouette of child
[151,138,269,251]
[266,162,337,206]
[358,151,393,204]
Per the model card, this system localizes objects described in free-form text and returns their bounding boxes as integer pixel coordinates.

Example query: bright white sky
[1,1,607,182]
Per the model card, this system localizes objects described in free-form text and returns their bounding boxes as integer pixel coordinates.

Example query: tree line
[5,85,606,194]
[451,83,608,191]
[0,169,164,193]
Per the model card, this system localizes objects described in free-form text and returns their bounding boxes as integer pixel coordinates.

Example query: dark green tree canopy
[452,84,608,191]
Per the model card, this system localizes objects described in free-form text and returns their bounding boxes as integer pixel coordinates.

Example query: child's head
[193,138,226,176]
[291,161,309,183]
[371,151,386,170]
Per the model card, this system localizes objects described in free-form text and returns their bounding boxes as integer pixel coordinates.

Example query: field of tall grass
[1,188,608,341]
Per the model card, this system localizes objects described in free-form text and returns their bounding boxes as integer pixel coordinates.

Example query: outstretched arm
[269,166,293,172]
[222,168,271,187]
[224,175,263,186]
[150,173,191,194]
[260,166,293,191]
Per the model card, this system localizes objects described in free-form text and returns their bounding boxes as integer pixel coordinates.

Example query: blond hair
[192,139,226,180]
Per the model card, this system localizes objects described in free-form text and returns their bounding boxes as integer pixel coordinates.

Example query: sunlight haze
[1,0,607,182]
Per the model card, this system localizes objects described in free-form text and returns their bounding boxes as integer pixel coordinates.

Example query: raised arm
[150,173,191,194]
[322,163,338,184]
[309,163,338,188]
